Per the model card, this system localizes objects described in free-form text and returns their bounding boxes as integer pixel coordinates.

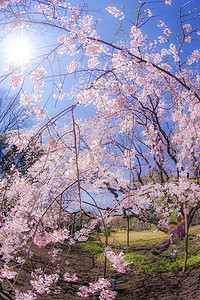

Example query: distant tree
[0,89,29,134]
[0,89,37,176]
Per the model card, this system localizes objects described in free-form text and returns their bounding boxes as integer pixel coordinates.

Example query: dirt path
[1,243,200,299]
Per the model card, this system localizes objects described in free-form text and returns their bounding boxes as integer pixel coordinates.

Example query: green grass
[82,242,103,255]
[187,254,200,268]
[125,252,148,268]
[139,253,200,274]
[83,226,200,275]
[94,225,200,246]
[82,241,200,274]
[139,258,183,274]
[189,225,200,235]
[98,230,164,246]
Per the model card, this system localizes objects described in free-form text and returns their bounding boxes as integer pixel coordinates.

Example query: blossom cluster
[77,278,117,299]
[10,73,23,89]
[33,228,70,248]
[104,247,132,273]
[63,271,78,282]
[0,0,20,9]
[48,248,62,263]
[30,268,59,294]
[0,264,17,280]
[106,6,124,20]
[15,289,37,300]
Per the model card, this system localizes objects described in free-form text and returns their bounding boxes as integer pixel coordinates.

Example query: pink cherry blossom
[88,57,99,68]
[58,45,67,54]
[9,73,23,89]
[63,271,78,282]
[30,270,59,294]
[100,289,117,300]
[58,34,67,44]
[106,6,124,19]
[30,67,47,83]
[15,289,37,300]
[51,229,70,243]
[35,3,49,13]
[185,35,191,43]
[33,232,52,248]
[183,23,192,32]
[77,278,115,298]
[163,27,172,36]
[0,265,17,279]
[145,9,152,17]
[48,248,62,262]
[104,247,132,273]
[158,36,169,43]
[65,37,76,54]
[67,61,80,73]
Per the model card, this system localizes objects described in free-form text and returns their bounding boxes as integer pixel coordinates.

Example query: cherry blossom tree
[0,0,199,298]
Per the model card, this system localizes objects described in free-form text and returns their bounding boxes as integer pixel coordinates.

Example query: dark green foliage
[151,248,164,256]
[93,221,102,233]
[0,134,43,177]
[82,242,103,255]
[139,259,183,274]
[125,252,148,268]
[139,254,200,274]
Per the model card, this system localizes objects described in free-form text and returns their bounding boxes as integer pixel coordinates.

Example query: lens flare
[6,34,33,66]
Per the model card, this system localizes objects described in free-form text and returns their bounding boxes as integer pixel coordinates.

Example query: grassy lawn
[94,225,200,246]
[189,224,200,235]
[96,230,164,246]
[84,225,200,274]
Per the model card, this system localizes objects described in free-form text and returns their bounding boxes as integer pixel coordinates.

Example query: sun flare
[6,35,33,66]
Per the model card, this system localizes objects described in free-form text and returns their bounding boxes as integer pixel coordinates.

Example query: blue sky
[0,0,199,123]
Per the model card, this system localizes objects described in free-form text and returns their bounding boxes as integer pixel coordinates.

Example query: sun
[6,34,33,66]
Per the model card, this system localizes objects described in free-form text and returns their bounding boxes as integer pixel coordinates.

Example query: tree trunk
[183,206,188,272]
[103,226,108,278]
[127,215,130,248]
